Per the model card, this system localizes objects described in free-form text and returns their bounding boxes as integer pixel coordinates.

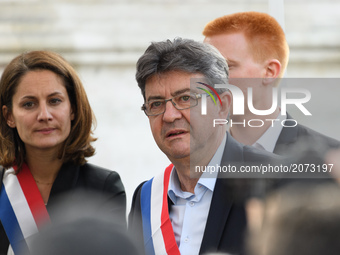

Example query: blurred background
[1,0,339,212]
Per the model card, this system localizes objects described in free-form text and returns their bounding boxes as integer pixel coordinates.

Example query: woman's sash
[0,164,50,254]
[140,164,180,255]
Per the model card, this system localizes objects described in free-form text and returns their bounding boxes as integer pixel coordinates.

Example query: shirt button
[184,237,189,243]
[189,202,195,207]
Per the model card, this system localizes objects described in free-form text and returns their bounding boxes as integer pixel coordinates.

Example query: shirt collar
[253,113,286,152]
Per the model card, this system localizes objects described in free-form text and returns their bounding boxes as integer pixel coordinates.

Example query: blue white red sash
[0,164,50,254]
[140,164,180,255]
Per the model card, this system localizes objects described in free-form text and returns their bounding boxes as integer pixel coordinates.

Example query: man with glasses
[128,38,277,255]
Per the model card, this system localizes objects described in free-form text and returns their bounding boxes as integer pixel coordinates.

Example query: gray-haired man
[129,38,277,255]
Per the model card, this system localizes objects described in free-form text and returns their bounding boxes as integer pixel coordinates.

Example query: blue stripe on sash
[140,178,155,255]
[0,184,29,254]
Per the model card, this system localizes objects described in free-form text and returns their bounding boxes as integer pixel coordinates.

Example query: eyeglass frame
[141,92,211,116]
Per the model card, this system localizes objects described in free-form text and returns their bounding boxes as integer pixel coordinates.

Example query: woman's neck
[25,151,64,205]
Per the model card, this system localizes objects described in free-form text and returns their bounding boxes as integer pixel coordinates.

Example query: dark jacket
[274,113,340,155]
[0,162,126,255]
[128,134,278,255]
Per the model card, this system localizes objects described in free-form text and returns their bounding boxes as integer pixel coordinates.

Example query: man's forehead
[145,71,205,95]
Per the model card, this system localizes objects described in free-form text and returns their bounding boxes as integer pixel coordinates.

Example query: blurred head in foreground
[247,183,340,255]
[28,191,139,255]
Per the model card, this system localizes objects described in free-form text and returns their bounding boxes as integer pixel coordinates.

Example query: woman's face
[3,70,74,154]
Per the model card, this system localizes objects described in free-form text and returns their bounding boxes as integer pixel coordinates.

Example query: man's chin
[164,149,190,161]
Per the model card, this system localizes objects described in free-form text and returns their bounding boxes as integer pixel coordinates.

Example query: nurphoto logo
[196,82,222,115]
[195,80,312,128]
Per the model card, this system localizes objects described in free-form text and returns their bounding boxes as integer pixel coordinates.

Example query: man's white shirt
[168,134,226,255]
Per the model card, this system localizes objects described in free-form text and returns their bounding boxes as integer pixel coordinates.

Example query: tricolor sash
[0,164,50,254]
[140,164,180,255]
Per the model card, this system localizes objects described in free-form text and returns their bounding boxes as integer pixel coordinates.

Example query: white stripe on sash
[3,168,38,239]
[8,245,14,255]
[150,171,167,254]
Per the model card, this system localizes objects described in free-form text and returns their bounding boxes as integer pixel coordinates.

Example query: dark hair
[0,50,96,171]
[136,37,229,100]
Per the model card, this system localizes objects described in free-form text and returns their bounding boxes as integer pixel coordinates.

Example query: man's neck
[177,172,200,194]
[171,160,200,193]
[230,108,280,146]
[170,132,226,193]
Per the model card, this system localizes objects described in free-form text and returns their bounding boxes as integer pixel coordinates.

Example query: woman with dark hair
[0,51,126,255]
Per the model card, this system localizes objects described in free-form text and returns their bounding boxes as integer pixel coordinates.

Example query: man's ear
[2,105,16,128]
[263,59,281,85]
[218,90,232,118]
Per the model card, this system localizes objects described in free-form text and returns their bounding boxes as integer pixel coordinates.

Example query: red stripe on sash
[16,164,51,229]
[160,164,180,255]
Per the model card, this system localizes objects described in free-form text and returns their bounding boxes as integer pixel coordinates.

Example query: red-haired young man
[203,12,339,154]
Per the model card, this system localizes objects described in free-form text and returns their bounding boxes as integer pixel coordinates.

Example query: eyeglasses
[141,92,208,116]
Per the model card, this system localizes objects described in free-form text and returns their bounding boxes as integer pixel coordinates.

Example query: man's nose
[162,100,182,122]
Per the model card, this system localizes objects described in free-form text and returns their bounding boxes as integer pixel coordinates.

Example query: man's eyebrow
[146,95,164,102]
[146,88,191,102]
[171,88,191,97]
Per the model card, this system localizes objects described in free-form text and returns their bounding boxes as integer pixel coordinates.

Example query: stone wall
[1,0,339,76]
